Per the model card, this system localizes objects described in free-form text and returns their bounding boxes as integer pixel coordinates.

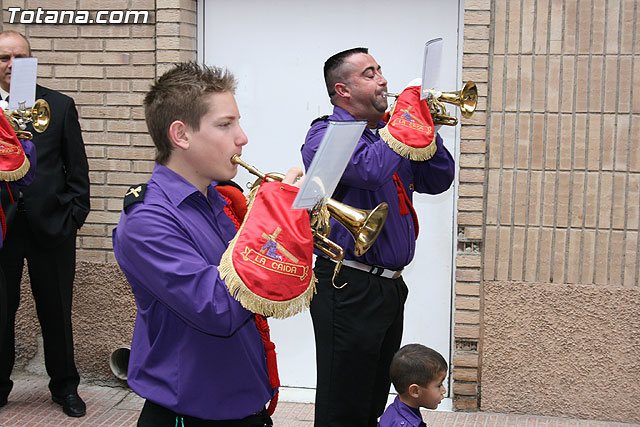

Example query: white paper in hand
[421,38,443,100]
[9,57,37,110]
[292,120,367,209]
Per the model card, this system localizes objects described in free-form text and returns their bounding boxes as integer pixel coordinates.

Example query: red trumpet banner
[219,180,316,319]
[379,85,437,161]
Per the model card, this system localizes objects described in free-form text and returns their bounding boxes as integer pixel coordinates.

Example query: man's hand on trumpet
[282,167,304,188]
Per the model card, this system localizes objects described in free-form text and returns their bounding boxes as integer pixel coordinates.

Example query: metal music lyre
[3,99,50,140]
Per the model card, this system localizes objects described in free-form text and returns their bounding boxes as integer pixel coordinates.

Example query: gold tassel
[310,204,330,233]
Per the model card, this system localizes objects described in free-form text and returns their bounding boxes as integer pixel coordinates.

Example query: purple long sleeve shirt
[378,396,427,427]
[112,164,273,420]
[0,138,36,247]
[301,106,455,269]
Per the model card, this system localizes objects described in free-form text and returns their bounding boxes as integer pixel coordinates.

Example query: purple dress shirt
[1,139,36,247]
[378,396,427,427]
[112,164,273,420]
[301,106,455,269]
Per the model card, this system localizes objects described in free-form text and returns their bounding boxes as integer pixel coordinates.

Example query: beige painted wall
[477,0,640,422]
[481,282,640,423]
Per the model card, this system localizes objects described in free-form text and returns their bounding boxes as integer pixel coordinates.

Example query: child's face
[185,91,248,183]
[416,370,447,410]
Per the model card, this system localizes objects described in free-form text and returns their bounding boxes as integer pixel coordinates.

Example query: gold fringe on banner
[0,156,30,182]
[379,126,437,162]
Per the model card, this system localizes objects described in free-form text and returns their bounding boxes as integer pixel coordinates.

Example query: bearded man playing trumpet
[113,62,306,426]
[300,47,455,427]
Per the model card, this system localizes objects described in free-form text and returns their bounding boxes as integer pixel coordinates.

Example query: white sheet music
[421,38,443,100]
[9,57,37,110]
[292,120,367,209]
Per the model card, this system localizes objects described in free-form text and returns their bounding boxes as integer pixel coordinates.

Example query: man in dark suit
[0,31,90,418]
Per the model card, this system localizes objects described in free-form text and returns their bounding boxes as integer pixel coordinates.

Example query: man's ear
[168,120,189,150]
[334,82,350,99]
[408,384,421,398]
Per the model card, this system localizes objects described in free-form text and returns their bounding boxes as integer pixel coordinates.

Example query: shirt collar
[392,396,425,427]
[150,163,215,207]
[0,87,8,101]
[330,105,387,130]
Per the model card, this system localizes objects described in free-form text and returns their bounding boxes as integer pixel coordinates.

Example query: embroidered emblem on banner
[238,226,309,281]
[391,106,433,136]
[0,140,22,155]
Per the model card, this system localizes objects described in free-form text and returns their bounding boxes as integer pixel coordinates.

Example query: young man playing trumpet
[113,62,303,426]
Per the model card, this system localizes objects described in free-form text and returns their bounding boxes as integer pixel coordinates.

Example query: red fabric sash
[216,183,280,416]
[0,184,6,240]
[253,314,280,416]
[392,173,419,239]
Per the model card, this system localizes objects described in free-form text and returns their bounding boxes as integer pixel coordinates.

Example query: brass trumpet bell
[438,81,477,118]
[325,198,388,257]
[4,98,50,139]
[31,99,50,133]
[428,80,477,126]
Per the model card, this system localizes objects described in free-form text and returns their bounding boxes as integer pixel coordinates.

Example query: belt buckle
[368,265,382,276]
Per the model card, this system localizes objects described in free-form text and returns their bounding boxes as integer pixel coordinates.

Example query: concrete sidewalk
[0,372,637,426]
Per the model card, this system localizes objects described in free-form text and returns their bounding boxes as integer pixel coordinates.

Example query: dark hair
[323,47,369,100]
[389,344,448,394]
[0,31,32,56]
[143,61,237,164]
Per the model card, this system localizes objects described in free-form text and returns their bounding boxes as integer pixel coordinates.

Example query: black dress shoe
[52,392,86,417]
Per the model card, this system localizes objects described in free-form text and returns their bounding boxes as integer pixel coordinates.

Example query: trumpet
[3,99,50,140]
[384,80,477,126]
[231,154,389,287]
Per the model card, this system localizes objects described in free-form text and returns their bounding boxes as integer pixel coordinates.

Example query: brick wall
[1,0,197,263]
[484,0,639,286]
[452,0,491,411]
[454,0,639,415]
[476,0,640,421]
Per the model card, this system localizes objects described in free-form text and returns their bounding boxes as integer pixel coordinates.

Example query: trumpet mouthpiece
[382,91,399,98]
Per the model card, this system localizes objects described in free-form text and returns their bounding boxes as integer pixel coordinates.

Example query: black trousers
[0,212,80,398]
[0,266,6,346]
[310,257,408,427]
[138,400,273,427]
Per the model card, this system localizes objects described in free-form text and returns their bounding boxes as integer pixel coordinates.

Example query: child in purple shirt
[378,344,448,427]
